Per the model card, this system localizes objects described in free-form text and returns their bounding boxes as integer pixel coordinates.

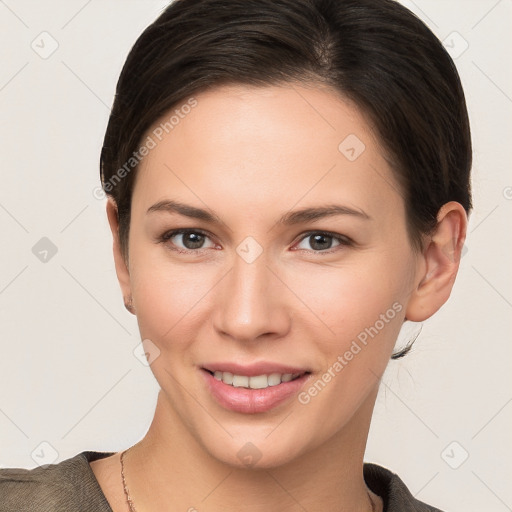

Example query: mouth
[200,366,313,414]
[202,368,310,389]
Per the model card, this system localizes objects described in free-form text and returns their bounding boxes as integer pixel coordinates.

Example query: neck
[123,387,380,512]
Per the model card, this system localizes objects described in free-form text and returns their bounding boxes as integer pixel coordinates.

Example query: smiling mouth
[203,369,310,390]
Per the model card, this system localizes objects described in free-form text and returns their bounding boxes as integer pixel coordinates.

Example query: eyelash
[158,228,353,256]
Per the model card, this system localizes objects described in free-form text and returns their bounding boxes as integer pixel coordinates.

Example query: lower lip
[201,369,311,414]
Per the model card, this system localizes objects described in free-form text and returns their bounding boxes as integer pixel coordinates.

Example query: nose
[212,248,291,344]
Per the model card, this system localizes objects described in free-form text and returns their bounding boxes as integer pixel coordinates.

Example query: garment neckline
[81,450,390,512]
[81,450,117,512]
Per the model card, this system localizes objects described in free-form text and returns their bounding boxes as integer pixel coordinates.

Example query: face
[115,83,423,468]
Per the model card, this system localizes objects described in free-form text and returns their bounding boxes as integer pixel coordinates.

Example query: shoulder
[0,450,116,512]
[364,463,445,512]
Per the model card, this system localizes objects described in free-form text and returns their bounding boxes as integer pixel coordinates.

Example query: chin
[198,428,312,470]
[212,444,299,470]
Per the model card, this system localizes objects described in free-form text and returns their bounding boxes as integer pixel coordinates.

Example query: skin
[91,83,467,512]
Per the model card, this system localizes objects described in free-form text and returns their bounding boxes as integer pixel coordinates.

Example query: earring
[124,295,135,313]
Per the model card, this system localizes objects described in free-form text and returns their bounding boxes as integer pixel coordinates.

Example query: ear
[106,197,134,314]
[405,201,468,322]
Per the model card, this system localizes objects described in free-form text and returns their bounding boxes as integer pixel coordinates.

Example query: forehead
[132,83,402,221]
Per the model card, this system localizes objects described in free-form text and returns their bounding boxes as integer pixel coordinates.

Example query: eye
[158,229,352,255]
[293,231,352,253]
[159,229,217,253]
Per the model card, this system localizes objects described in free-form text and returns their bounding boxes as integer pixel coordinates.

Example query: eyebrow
[146,200,371,225]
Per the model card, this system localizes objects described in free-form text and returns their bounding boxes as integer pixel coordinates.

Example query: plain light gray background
[0,1,511,510]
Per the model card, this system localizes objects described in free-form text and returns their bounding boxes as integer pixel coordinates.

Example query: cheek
[288,256,408,341]
[292,266,406,435]
[129,244,213,345]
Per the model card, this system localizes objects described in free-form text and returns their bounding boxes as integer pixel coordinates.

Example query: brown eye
[161,229,216,252]
[294,231,352,253]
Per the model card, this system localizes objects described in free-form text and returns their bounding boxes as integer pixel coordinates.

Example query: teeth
[211,370,303,389]
[248,374,267,389]
[222,371,233,385]
[232,375,249,387]
[267,373,282,386]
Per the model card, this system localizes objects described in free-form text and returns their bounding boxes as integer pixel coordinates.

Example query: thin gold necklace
[120,449,137,512]
[120,448,376,512]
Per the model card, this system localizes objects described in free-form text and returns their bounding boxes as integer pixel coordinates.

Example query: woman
[0,0,471,510]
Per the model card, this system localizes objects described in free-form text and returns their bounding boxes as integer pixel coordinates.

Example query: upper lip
[201,361,311,377]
